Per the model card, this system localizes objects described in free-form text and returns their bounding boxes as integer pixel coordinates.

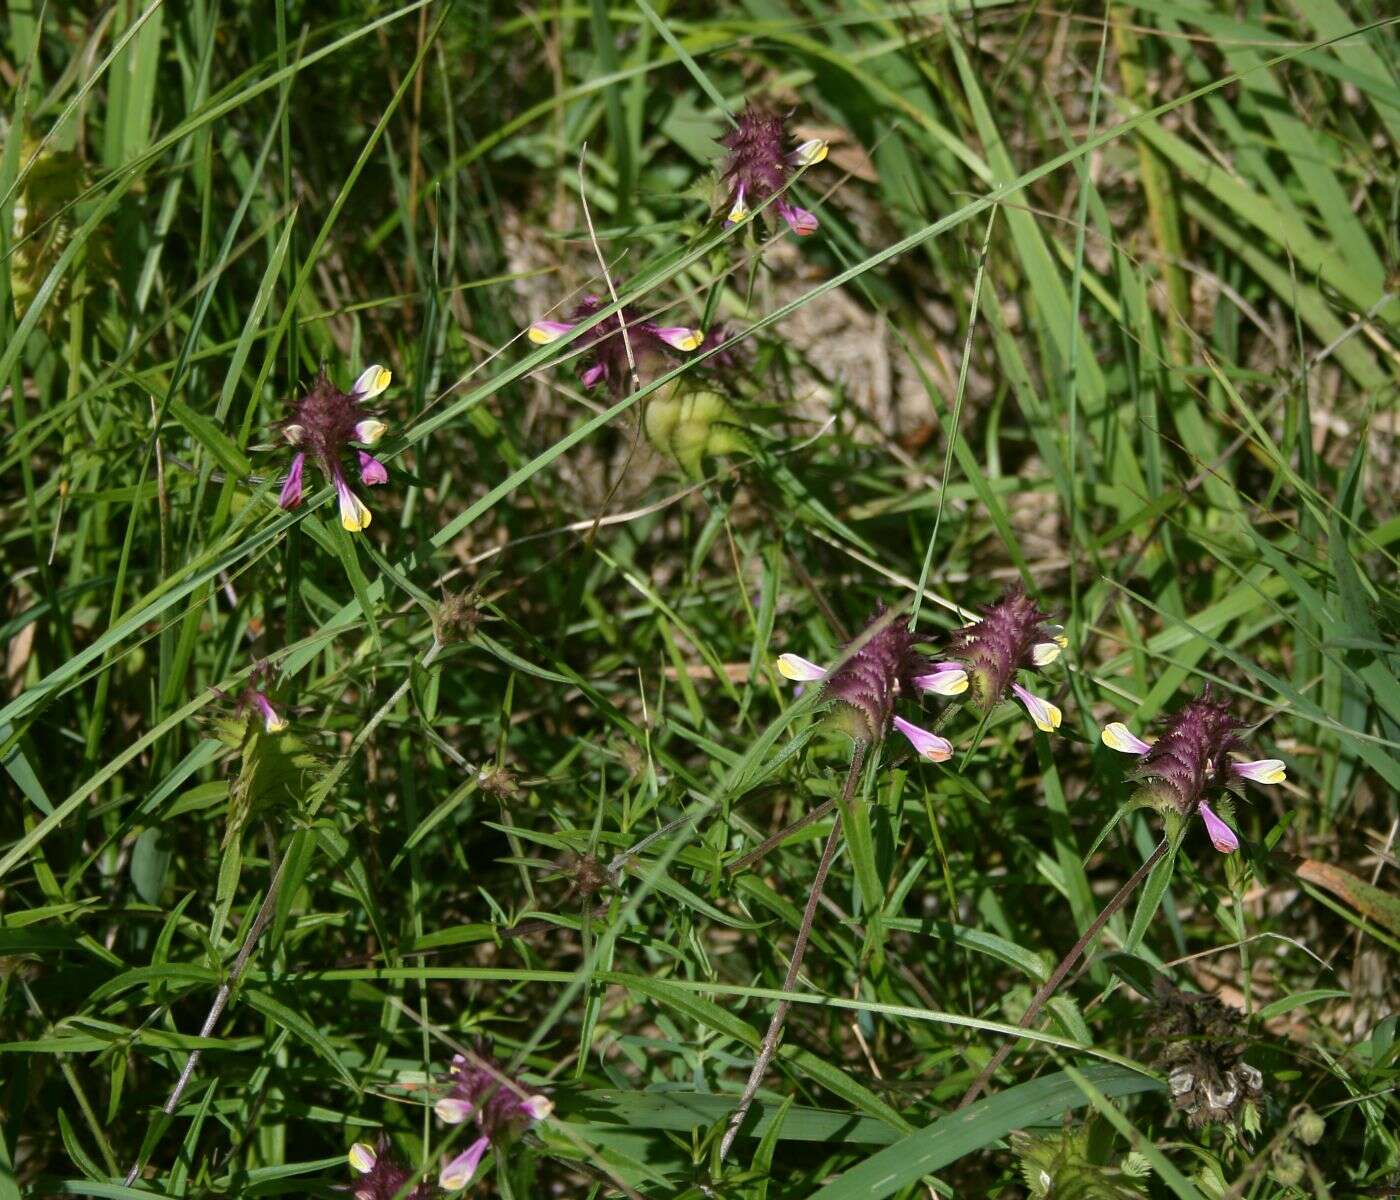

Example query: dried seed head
[434,588,484,644]
[1148,980,1263,1127]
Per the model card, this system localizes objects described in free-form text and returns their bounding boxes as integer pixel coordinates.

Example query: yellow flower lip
[777,652,825,682]
[1101,721,1151,755]
[353,364,392,400]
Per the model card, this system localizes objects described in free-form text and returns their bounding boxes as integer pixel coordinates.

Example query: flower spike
[719,107,827,237]
[946,587,1064,734]
[1103,689,1283,854]
[275,366,392,534]
[346,1135,437,1200]
[432,1048,551,1185]
[524,293,704,394]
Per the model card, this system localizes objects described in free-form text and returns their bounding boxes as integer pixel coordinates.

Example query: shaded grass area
[2,1,1397,1198]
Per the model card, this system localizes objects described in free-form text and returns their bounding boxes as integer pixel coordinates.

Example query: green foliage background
[2,0,1397,1197]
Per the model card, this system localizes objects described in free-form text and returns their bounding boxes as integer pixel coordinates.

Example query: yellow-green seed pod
[644,385,752,479]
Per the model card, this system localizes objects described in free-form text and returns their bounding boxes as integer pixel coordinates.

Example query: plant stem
[717,742,867,1164]
[122,845,291,1185]
[956,837,1168,1110]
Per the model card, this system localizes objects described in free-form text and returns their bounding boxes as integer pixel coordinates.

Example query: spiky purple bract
[347,1135,439,1200]
[821,607,935,742]
[1127,690,1243,817]
[719,107,826,236]
[946,588,1058,713]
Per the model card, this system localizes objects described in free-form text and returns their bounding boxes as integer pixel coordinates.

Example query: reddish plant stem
[956,837,1169,1110]
[718,742,867,1163]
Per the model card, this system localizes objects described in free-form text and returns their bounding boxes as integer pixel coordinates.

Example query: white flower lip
[652,325,704,352]
[522,1093,553,1120]
[1013,684,1061,733]
[1101,721,1152,755]
[347,1143,377,1174]
[777,652,825,682]
[434,1096,473,1124]
[353,364,392,400]
[915,664,968,696]
[527,320,572,345]
[355,418,387,445]
[1232,757,1286,785]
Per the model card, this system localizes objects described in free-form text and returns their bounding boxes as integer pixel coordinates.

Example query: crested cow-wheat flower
[346,1137,439,1200]
[277,364,392,532]
[226,660,287,734]
[1100,689,1286,853]
[527,293,703,394]
[719,106,828,236]
[943,587,1067,734]
[433,1051,552,1190]
[776,607,955,762]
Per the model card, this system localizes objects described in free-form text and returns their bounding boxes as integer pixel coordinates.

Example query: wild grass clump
[2,3,1396,1199]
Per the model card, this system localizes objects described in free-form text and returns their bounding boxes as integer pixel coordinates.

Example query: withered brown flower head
[1148,980,1263,1128]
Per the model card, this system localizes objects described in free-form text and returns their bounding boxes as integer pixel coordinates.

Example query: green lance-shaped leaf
[211,714,320,848]
[644,385,754,479]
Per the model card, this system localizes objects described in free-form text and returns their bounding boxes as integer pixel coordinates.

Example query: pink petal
[1012,683,1061,733]
[278,453,305,509]
[1198,801,1239,853]
[1231,758,1285,785]
[580,362,608,389]
[892,715,953,763]
[357,451,388,486]
[777,199,819,236]
[650,325,704,352]
[439,1137,489,1191]
[776,653,826,683]
[914,663,969,696]
[527,319,574,345]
